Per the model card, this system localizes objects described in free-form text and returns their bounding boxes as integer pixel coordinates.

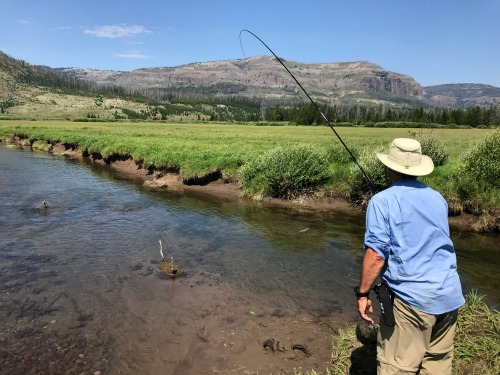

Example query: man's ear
[386,168,403,180]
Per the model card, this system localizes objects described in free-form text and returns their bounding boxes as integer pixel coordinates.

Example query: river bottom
[1,263,355,375]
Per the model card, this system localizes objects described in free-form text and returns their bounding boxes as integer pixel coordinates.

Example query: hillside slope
[424,83,500,107]
[0,51,198,120]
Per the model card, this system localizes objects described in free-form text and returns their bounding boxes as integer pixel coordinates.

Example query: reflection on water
[0,145,498,373]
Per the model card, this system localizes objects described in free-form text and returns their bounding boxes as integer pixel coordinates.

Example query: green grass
[1,120,493,175]
[1,123,499,372]
[315,291,499,374]
[453,291,500,374]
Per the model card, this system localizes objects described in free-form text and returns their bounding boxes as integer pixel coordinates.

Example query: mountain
[423,84,500,108]
[57,56,430,107]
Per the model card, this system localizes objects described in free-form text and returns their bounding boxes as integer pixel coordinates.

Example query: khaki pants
[377,296,458,375]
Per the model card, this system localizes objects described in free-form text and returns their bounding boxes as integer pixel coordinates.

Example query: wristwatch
[354,286,370,298]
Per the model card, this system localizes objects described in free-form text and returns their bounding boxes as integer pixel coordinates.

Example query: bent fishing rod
[239,29,377,192]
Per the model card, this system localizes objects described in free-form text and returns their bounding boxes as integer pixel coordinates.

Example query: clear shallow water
[0,145,498,373]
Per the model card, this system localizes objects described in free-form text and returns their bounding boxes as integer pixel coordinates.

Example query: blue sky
[1,0,499,87]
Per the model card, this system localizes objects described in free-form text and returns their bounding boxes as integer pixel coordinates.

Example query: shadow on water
[0,145,498,374]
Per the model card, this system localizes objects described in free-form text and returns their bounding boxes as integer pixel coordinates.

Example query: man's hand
[357,297,375,324]
[357,247,385,324]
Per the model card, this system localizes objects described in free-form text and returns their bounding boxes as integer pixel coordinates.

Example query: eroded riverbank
[4,136,490,233]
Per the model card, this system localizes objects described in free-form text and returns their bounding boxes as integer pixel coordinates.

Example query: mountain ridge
[57,56,429,107]
[56,56,500,108]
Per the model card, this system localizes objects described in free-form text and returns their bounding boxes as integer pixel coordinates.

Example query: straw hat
[377,138,434,176]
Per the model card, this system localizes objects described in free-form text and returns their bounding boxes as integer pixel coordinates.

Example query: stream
[0,144,498,374]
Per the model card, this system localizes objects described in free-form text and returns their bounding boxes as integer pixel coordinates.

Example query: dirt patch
[107,271,351,375]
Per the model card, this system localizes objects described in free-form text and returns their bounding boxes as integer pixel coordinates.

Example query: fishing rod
[239,29,377,192]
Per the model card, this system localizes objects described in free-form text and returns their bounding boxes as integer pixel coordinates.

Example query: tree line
[262,103,500,127]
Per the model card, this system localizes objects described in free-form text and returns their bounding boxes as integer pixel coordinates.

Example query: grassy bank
[0,120,493,173]
[309,291,499,375]
[0,120,498,230]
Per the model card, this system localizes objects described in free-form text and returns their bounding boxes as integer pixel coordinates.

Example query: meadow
[0,120,493,175]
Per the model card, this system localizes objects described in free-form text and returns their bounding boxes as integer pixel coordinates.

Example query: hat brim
[377,153,434,176]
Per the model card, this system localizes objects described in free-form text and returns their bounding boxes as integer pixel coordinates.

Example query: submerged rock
[159,257,183,278]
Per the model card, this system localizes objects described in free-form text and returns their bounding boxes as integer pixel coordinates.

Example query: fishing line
[239,29,377,192]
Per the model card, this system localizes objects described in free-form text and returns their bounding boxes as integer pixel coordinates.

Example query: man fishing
[239,32,464,372]
[355,138,465,374]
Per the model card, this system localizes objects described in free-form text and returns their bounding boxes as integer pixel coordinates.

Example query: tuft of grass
[294,370,332,375]
[31,139,52,152]
[453,290,500,374]
[321,291,499,374]
[330,325,358,374]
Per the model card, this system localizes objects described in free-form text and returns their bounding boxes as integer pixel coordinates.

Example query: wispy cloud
[17,19,32,25]
[84,24,151,39]
[115,50,151,59]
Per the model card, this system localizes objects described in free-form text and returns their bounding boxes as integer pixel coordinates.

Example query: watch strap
[354,286,370,298]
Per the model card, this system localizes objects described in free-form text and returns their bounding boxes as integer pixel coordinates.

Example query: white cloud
[115,50,151,59]
[84,24,151,39]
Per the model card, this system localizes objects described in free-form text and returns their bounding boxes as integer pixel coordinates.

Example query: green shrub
[450,130,500,217]
[347,146,390,203]
[419,135,449,167]
[457,130,499,189]
[447,130,500,222]
[328,143,360,165]
[239,143,331,200]
[407,131,449,167]
[374,121,444,129]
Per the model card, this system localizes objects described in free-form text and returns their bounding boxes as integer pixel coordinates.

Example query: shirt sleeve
[364,196,391,260]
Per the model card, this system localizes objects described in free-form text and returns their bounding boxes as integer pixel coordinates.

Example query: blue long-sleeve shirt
[364,178,465,314]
